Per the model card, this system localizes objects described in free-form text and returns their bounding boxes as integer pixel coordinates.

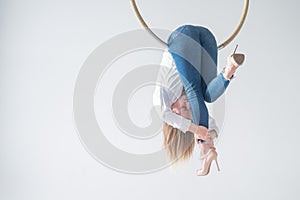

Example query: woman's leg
[194,27,231,145]
[196,26,230,103]
[167,25,209,128]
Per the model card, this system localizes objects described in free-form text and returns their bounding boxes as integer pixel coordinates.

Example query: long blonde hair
[163,122,195,164]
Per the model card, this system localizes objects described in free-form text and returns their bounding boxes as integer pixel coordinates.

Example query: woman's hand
[189,123,208,140]
[195,125,208,140]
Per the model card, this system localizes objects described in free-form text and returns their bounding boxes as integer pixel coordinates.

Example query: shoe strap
[200,147,216,160]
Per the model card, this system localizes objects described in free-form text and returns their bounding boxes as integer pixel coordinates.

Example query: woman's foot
[196,131,220,176]
[198,132,215,154]
[196,148,220,176]
[223,45,245,80]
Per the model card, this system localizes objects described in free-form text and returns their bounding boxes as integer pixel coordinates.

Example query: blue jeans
[168,25,230,128]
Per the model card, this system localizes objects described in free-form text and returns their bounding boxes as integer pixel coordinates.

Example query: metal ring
[130,0,250,50]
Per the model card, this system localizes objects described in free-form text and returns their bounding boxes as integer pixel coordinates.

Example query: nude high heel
[196,148,220,176]
[223,44,246,80]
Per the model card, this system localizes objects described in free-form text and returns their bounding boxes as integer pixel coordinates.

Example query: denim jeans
[167,25,230,128]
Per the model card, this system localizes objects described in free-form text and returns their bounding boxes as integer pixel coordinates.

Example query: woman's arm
[188,123,208,140]
[163,108,191,133]
[153,86,208,140]
[153,86,192,133]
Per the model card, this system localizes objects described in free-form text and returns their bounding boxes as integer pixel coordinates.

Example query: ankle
[222,67,235,80]
[223,54,241,80]
[200,144,215,155]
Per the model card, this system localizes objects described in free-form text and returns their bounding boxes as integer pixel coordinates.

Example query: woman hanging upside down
[153,24,245,176]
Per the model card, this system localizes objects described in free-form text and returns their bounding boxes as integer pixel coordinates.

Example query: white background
[1,0,300,199]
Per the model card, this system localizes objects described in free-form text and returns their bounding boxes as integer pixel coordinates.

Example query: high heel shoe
[196,148,220,176]
[231,44,245,67]
[223,44,245,80]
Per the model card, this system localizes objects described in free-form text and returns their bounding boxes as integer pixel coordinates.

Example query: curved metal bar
[130,0,250,50]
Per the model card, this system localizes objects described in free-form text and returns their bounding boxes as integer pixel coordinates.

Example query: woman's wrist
[188,123,198,134]
[189,123,208,140]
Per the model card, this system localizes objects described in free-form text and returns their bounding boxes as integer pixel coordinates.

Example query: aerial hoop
[130,0,249,50]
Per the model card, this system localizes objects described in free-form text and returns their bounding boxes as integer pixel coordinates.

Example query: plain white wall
[1,0,300,199]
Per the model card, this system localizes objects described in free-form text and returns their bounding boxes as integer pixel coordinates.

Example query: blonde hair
[163,122,195,164]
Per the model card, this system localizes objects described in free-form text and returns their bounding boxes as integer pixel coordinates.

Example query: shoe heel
[215,159,220,171]
[232,44,239,55]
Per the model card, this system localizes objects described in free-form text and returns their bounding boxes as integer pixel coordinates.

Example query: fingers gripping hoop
[130,0,249,50]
